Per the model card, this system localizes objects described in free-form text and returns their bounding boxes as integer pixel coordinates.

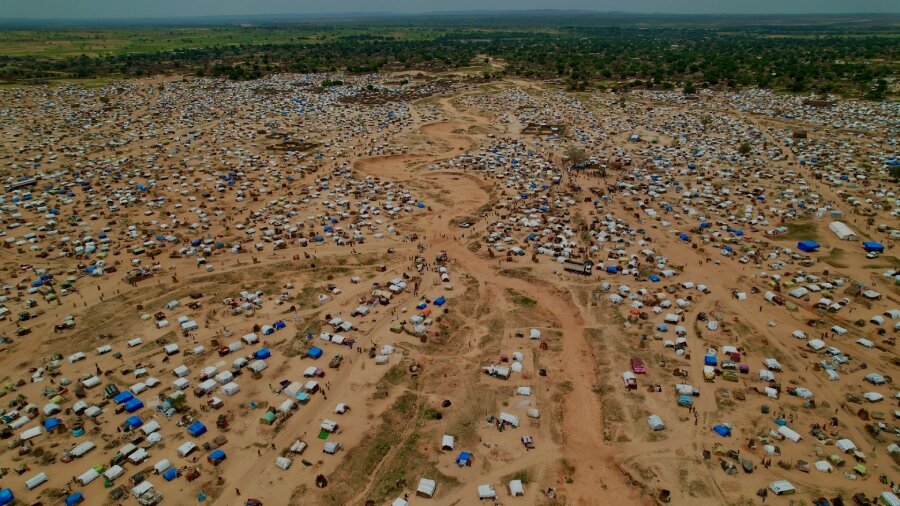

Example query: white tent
[770,480,796,495]
[441,434,455,451]
[509,479,525,497]
[814,460,833,473]
[647,415,665,431]
[177,441,197,457]
[77,468,100,485]
[221,382,240,396]
[777,425,801,442]
[275,456,292,470]
[828,221,858,241]
[836,439,857,453]
[807,339,825,351]
[477,484,497,499]
[417,478,436,497]
[153,459,171,474]
[499,412,519,428]
[104,465,124,481]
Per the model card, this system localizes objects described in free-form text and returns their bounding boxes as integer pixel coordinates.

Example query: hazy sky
[2,0,899,19]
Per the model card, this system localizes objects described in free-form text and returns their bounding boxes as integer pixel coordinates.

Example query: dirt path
[351,93,638,504]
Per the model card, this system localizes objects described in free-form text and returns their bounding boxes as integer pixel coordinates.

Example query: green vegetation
[823,248,848,268]
[771,221,820,242]
[505,288,536,308]
[0,14,896,98]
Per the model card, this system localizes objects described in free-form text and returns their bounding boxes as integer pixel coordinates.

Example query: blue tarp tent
[113,391,134,404]
[65,492,84,506]
[433,297,446,306]
[124,398,144,413]
[273,320,286,330]
[0,489,12,506]
[648,274,661,282]
[44,418,62,430]
[124,416,143,430]
[656,324,669,332]
[797,241,820,252]
[455,451,473,466]
[163,468,178,481]
[863,241,885,253]
[712,425,731,437]
[187,421,207,437]
[416,302,427,310]
[704,355,717,366]
[677,395,693,407]
[307,346,323,359]
[774,418,787,427]
[254,348,271,360]
[605,266,618,274]
[208,449,226,464]
[679,233,690,241]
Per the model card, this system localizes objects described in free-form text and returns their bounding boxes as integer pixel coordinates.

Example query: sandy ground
[0,73,897,506]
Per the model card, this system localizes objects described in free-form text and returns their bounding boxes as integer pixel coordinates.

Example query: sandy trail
[351,95,638,504]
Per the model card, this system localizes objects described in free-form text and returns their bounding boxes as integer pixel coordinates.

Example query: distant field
[0,26,452,58]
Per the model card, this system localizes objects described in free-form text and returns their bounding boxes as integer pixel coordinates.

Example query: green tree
[683,82,697,94]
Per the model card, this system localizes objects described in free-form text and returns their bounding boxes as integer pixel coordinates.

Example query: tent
[441,435,455,451]
[65,492,84,506]
[477,484,497,499]
[123,416,143,430]
[647,415,665,431]
[509,479,525,497]
[828,221,858,241]
[187,421,207,437]
[163,468,178,481]
[769,480,795,495]
[307,346,323,359]
[207,449,226,464]
[254,348,271,360]
[177,442,197,457]
[124,398,144,413]
[797,241,820,252]
[712,425,731,437]
[455,451,473,467]
[777,425,801,442]
[113,391,134,404]
[44,417,62,431]
[417,478,436,497]
[0,489,13,506]
[863,241,884,253]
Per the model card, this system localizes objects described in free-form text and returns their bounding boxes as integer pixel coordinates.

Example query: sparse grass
[505,288,536,308]
[823,247,849,268]
[771,220,819,242]
[372,361,407,399]
[501,467,534,485]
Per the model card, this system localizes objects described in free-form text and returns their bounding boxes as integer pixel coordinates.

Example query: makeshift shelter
[187,421,207,437]
[797,241,820,252]
[769,480,795,495]
[417,478,436,497]
[509,479,525,497]
[455,451,473,467]
[862,241,884,253]
[647,415,665,431]
[207,449,226,465]
[477,484,497,499]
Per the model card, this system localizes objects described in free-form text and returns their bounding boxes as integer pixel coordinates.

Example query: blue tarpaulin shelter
[307,346,323,359]
[163,468,178,481]
[704,355,717,366]
[124,398,144,413]
[433,297,446,306]
[605,266,618,273]
[656,323,668,332]
[455,451,473,466]
[797,241,820,252]
[187,421,207,437]
[712,425,731,437]
[416,302,427,310]
[863,241,884,253]
[678,395,693,407]
[0,489,12,506]
[44,418,62,430]
[65,492,84,506]
[124,416,143,430]
[254,348,271,360]
[113,391,134,404]
[648,274,661,282]
[679,233,690,241]
[208,449,226,464]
